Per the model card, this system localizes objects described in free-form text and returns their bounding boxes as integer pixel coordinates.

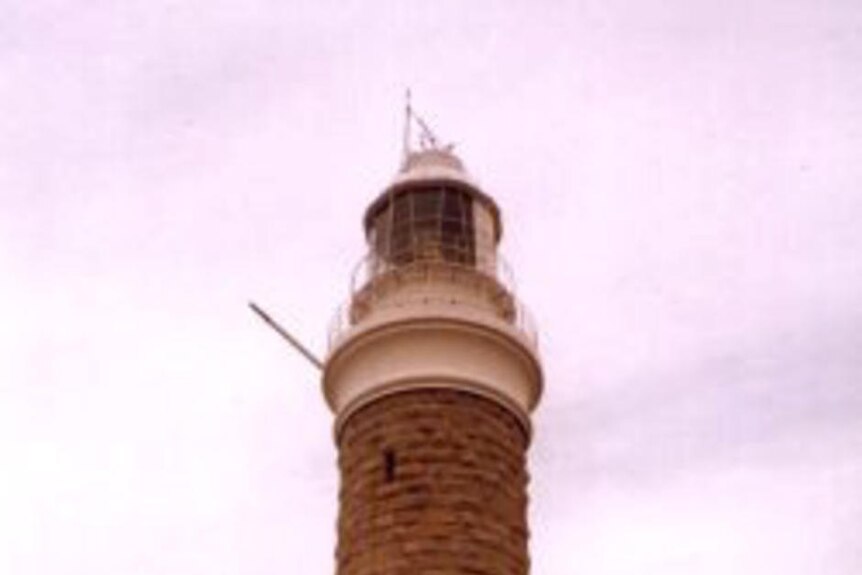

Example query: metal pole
[403,88,412,164]
[248,301,323,371]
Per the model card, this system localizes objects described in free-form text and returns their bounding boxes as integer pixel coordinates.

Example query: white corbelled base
[324,301,542,437]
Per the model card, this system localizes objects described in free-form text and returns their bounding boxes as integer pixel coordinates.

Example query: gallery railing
[327,242,538,351]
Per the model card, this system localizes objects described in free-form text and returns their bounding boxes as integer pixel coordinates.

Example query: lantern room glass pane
[413,189,443,260]
[371,186,478,269]
[373,212,389,259]
[412,189,441,223]
[441,189,474,265]
[391,194,413,264]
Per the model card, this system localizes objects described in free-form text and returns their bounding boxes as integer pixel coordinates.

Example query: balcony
[327,249,538,352]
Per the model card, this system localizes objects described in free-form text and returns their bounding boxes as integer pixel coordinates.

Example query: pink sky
[1,1,861,574]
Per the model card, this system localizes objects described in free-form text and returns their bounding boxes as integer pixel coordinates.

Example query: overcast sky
[1,1,861,574]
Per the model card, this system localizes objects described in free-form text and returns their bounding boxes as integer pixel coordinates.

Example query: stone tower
[323,141,543,575]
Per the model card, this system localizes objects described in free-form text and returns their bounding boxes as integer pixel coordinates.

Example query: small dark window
[383,449,396,482]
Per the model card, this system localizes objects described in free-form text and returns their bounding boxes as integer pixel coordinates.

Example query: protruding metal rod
[249,301,323,371]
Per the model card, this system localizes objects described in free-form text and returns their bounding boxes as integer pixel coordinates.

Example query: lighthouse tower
[323,128,543,575]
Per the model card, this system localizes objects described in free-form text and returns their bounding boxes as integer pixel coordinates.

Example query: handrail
[327,253,538,351]
[351,238,516,294]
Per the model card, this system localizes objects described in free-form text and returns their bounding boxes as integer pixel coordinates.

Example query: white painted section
[323,317,542,434]
[389,149,481,191]
[323,264,543,430]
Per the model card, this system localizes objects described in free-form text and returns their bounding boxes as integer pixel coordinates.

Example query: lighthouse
[322,118,543,575]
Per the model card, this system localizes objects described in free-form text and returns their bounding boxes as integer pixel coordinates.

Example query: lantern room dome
[393,148,475,188]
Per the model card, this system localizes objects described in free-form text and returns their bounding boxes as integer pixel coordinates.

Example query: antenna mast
[402,89,412,164]
[402,90,442,159]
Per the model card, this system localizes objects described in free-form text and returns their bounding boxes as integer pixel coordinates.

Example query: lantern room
[362,148,502,278]
[329,142,537,352]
